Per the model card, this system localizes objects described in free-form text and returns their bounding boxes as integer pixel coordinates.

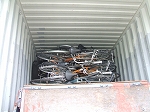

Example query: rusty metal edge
[23,80,149,90]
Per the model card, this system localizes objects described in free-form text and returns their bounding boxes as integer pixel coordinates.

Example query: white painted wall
[0,0,35,111]
[114,0,150,82]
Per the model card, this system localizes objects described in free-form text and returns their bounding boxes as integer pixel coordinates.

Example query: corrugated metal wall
[114,0,150,82]
[0,0,35,111]
[20,0,143,52]
[0,0,150,111]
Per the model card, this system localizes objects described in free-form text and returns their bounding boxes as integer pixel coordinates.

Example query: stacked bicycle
[30,44,120,84]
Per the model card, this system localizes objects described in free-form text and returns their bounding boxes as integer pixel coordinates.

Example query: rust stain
[23,101,28,112]
[32,105,36,111]
[140,80,149,85]
[113,83,133,112]
[21,81,150,112]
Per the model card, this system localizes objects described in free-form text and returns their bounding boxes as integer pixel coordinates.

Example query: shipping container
[0,0,150,111]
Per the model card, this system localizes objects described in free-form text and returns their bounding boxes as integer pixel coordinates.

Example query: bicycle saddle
[69,46,81,54]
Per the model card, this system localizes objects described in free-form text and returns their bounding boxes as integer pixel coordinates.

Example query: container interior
[0,0,150,111]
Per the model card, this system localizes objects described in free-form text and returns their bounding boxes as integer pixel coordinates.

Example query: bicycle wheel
[101,77,110,82]
[39,64,67,74]
[110,72,120,82]
[30,78,64,85]
[108,64,116,72]
[37,53,53,61]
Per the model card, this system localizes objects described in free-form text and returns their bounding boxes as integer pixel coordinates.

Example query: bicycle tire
[30,78,64,85]
[39,64,67,73]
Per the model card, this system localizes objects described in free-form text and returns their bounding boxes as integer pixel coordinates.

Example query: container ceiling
[20,0,143,52]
